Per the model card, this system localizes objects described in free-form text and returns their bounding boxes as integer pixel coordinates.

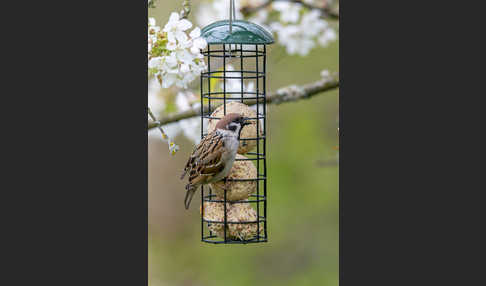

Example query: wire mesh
[200,44,268,244]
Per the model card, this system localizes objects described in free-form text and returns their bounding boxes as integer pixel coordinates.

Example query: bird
[180,113,251,210]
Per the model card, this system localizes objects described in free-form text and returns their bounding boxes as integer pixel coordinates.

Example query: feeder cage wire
[199,0,274,244]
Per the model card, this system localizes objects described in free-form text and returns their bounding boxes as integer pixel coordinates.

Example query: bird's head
[215,113,251,138]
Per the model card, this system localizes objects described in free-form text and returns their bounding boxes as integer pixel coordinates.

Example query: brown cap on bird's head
[215,113,250,130]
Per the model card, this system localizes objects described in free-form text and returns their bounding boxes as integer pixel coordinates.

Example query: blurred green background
[149,1,339,285]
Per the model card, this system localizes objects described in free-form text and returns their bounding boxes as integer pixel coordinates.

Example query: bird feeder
[199,1,274,244]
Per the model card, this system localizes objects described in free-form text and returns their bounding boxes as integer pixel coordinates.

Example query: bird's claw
[223,177,230,190]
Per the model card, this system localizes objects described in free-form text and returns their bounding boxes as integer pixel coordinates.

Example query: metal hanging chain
[229,0,236,34]
[228,0,237,57]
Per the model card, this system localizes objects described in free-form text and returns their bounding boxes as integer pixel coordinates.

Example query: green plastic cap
[201,20,274,45]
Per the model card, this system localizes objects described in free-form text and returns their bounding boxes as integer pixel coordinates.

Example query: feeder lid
[201,20,274,45]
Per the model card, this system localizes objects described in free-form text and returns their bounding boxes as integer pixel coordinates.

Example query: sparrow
[180,113,251,209]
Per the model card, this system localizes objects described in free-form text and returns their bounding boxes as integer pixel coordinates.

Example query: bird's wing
[180,134,211,180]
[181,131,226,186]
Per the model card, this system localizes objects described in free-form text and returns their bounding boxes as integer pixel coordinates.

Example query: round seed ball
[227,202,264,240]
[209,154,257,201]
[200,201,263,241]
[200,201,228,236]
[208,102,262,154]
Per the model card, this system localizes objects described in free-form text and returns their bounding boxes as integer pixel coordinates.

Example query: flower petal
[168,12,179,23]
[177,19,193,31]
[189,27,201,39]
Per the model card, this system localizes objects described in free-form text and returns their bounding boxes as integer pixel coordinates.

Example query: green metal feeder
[199,0,274,245]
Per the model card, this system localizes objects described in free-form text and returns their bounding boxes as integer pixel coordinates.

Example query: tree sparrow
[180,113,251,209]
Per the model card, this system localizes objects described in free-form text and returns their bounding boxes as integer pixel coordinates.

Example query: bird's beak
[241,117,251,127]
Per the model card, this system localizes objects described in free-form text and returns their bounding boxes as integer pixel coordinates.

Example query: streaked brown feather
[180,131,225,186]
[200,163,225,175]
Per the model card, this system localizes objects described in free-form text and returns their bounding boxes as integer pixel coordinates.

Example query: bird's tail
[184,184,197,210]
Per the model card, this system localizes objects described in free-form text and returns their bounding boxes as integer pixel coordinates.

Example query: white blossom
[148,14,207,89]
[164,13,192,43]
[270,8,337,56]
[318,28,337,47]
[162,122,183,141]
[273,2,301,24]
[249,9,269,27]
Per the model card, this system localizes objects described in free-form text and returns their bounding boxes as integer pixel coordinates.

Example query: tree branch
[180,0,191,19]
[148,72,339,130]
[147,106,180,154]
[241,0,339,20]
